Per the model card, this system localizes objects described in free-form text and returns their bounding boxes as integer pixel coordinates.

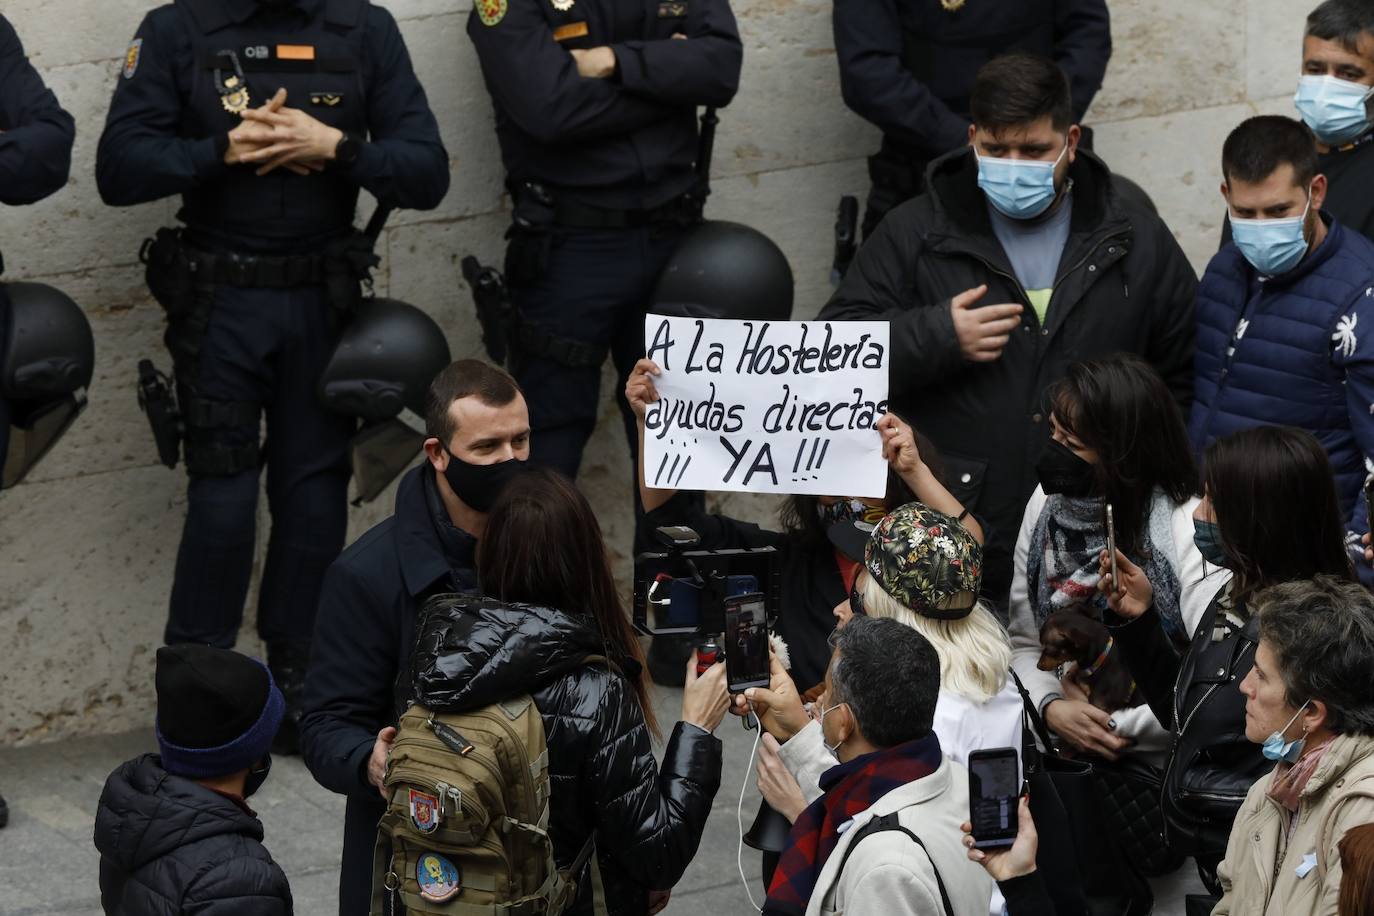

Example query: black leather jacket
[1110,586,1268,860]
[408,597,722,916]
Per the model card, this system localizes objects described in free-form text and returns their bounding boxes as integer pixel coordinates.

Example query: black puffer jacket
[409,598,722,916]
[94,754,292,915]
[820,148,1197,604]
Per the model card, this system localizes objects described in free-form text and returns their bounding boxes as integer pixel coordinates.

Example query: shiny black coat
[410,597,722,916]
[94,754,292,916]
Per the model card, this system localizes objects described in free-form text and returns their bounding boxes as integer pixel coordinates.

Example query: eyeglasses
[848,581,866,617]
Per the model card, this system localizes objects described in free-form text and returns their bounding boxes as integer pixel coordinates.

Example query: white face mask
[819,700,848,755]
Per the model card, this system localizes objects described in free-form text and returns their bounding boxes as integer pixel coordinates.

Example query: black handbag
[1091,755,1186,877]
[1011,672,1153,916]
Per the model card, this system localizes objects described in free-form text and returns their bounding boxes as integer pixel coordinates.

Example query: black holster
[323,231,381,318]
[462,256,517,366]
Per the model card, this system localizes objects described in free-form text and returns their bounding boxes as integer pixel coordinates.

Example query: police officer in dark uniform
[0,11,76,831]
[837,0,1111,238]
[96,0,449,752]
[466,0,742,479]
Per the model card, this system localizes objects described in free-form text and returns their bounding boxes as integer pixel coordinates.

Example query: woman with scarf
[1207,576,1374,916]
[1099,426,1355,898]
[1007,355,1213,764]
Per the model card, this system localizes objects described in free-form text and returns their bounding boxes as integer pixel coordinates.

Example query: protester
[1339,823,1374,916]
[961,796,1059,916]
[1190,115,1374,585]
[411,467,729,915]
[819,51,1197,608]
[94,646,291,915]
[1297,0,1374,241]
[1101,426,1355,895]
[625,358,979,693]
[299,360,530,916]
[1212,576,1374,916]
[1008,355,1213,764]
[761,615,993,916]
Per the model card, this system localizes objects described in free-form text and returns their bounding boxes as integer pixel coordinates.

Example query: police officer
[836,0,1111,239]
[466,0,743,479]
[0,11,76,832]
[96,0,449,753]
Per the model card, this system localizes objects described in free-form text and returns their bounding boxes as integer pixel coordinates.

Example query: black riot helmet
[1,281,95,488]
[318,298,452,504]
[652,221,794,321]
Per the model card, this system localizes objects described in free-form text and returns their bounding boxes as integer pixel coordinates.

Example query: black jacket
[411,598,722,916]
[1320,140,1374,243]
[819,148,1196,603]
[94,754,292,916]
[644,491,844,691]
[300,464,476,916]
[0,15,74,205]
[1108,586,1268,861]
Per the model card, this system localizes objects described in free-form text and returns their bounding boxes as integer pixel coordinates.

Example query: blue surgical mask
[977,142,1068,220]
[1262,701,1310,763]
[1295,75,1374,146]
[1229,194,1312,277]
[1192,519,1230,568]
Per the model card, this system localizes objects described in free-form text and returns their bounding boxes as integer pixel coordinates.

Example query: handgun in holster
[462,255,517,367]
[832,195,859,287]
[137,358,183,469]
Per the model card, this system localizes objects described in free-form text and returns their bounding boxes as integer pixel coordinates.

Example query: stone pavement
[0,680,1204,915]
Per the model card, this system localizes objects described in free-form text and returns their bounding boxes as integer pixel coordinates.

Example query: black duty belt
[142,237,330,288]
[552,196,692,229]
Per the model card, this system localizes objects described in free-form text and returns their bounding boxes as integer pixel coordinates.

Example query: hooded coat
[409,597,722,916]
[93,754,292,916]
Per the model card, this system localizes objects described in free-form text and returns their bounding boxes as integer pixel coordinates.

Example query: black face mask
[442,453,527,512]
[1036,438,1098,497]
[244,755,271,798]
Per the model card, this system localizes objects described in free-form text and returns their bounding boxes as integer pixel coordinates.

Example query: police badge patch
[477,0,508,26]
[409,788,440,834]
[122,38,143,79]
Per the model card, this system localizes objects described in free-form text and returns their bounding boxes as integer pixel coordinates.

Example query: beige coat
[1213,732,1374,916]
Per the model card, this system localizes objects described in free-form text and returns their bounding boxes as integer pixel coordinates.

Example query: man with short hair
[1190,115,1374,580]
[300,358,530,916]
[1296,0,1374,241]
[762,616,992,916]
[819,52,1197,606]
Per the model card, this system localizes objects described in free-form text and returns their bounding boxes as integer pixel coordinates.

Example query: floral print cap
[864,502,982,620]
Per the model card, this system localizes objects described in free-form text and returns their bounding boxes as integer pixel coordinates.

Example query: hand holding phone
[968,748,1020,850]
[1105,503,1119,593]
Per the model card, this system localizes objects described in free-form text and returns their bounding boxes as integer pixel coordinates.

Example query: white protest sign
[641,315,890,497]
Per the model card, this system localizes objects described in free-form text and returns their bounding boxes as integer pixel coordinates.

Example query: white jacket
[800,756,994,916]
[1007,486,1225,759]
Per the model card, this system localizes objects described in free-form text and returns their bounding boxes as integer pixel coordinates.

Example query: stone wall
[0,0,1310,744]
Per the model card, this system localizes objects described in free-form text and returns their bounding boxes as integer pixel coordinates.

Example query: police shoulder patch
[122,38,143,80]
[477,0,508,26]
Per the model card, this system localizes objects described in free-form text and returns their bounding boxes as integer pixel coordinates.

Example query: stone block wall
[0,0,1311,743]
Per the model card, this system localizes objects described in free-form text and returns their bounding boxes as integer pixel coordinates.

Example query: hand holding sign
[950,284,1023,363]
[642,315,890,497]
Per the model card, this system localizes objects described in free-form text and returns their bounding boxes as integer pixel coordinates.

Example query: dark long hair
[477,468,659,738]
[777,425,937,549]
[1046,355,1197,557]
[1203,426,1354,601]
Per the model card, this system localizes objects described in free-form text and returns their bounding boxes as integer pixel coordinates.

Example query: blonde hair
[859,574,1011,703]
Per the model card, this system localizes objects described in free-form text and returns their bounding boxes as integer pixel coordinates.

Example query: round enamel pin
[477,0,508,26]
[416,852,462,902]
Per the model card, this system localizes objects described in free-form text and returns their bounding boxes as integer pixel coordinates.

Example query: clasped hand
[223,88,342,176]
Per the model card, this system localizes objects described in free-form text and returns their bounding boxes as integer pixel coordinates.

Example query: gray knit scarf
[1026,490,1187,646]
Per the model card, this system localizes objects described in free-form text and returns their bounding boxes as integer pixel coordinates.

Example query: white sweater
[1007,486,1229,760]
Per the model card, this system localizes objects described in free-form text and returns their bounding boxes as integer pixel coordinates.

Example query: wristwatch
[333,131,362,168]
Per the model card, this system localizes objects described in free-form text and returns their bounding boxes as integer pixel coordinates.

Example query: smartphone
[1364,478,1374,544]
[724,592,770,694]
[1105,502,1119,592]
[968,747,1020,850]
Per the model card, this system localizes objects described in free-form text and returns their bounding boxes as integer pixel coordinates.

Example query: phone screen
[968,748,1020,849]
[724,594,769,693]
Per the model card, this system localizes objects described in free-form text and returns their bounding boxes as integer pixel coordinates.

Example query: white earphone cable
[737,705,765,913]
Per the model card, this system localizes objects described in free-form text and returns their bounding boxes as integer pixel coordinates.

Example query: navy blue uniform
[0,14,75,482]
[836,0,1110,235]
[300,464,476,916]
[468,0,741,478]
[96,0,447,660]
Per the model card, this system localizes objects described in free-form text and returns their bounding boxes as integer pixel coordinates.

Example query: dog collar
[1080,636,1114,677]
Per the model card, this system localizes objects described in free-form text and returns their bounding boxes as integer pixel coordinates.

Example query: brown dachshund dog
[1037,609,1139,712]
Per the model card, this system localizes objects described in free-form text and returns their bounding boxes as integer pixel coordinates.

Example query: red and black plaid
[762,732,942,915]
